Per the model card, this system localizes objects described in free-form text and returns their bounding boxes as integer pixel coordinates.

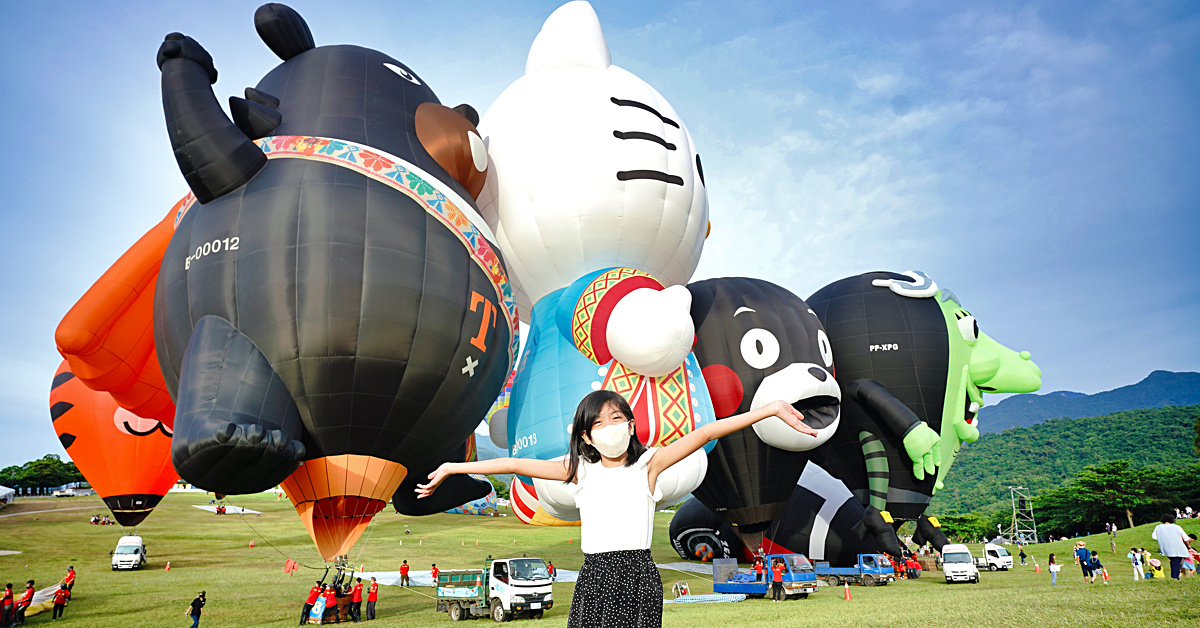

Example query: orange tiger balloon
[49,360,177,526]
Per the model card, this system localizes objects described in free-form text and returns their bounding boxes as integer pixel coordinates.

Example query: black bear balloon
[686,278,841,549]
[153,3,517,559]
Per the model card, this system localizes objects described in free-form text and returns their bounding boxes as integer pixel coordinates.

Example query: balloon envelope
[49,360,177,526]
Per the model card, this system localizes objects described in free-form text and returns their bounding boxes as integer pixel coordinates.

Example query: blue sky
[1,0,1197,469]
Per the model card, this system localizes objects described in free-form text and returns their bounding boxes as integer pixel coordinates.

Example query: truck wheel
[988,564,997,571]
[532,610,544,619]
[449,603,464,621]
[491,600,507,623]
[825,576,840,587]
[797,593,809,599]
[972,575,979,584]
[863,575,876,587]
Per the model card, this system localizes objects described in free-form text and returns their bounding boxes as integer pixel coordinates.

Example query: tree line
[0,454,85,494]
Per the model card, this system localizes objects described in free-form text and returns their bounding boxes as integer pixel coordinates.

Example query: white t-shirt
[1152,523,1190,557]
[573,448,662,554]
[1049,563,1062,573]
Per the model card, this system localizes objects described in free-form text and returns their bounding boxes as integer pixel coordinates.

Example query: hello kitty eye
[696,154,705,186]
[384,63,421,85]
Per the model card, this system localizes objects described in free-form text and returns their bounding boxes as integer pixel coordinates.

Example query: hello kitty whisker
[612,131,675,150]
[609,97,679,128]
[616,170,684,185]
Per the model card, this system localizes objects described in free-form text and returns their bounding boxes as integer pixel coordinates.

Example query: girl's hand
[415,463,455,498]
[768,400,818,437]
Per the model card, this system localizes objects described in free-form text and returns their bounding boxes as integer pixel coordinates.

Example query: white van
[111,535,147,570]
[940,544,979,584]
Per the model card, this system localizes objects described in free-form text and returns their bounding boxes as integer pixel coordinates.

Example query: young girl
[1048,554,1060,585]
[417,390,816,627]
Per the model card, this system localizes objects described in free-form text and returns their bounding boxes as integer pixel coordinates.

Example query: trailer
[711,554,819,600]
[815,554,897,586]
[436,557,554,621]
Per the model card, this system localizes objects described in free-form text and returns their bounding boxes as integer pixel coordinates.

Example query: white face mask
[588,423,633,458]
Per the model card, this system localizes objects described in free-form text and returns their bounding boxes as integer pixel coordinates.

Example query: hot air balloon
[49,360,177,526]
[686,278,841,549]
[668,497,748,562]
[55,198,187,424]
[772,270,1043,555]
[476,2,714,522]
[152,4,517,559]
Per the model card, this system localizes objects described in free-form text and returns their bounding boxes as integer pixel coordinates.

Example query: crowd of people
[0,567,74,626]
[300,577,379,625]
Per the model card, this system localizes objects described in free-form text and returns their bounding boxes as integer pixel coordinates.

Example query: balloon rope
[395,585,437,599]
[350,511,381,565]
[223,496,325,570]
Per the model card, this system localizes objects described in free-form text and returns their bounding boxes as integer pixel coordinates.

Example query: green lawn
[1,493,1196,627]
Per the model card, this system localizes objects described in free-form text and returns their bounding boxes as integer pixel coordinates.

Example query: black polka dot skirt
[568,549,662,628]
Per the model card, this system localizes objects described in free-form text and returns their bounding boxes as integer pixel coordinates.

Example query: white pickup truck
[973,543,1014,571]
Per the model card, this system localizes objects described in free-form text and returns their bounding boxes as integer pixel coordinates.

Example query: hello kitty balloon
[478,1,714,522]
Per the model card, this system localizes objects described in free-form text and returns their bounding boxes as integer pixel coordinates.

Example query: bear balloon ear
[452,104,480,127]
[526,1,610,74]
[254,3,316,61]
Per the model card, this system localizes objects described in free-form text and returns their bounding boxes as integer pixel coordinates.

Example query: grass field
[1,492,1196,627]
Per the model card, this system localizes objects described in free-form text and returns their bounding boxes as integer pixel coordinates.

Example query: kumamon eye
[740,328,780,370]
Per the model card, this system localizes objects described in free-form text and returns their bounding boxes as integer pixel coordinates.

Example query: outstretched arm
[648,400,814,479]
[416,457,572,498]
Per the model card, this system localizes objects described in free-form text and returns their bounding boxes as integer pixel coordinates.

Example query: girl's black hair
[565,390,646,483]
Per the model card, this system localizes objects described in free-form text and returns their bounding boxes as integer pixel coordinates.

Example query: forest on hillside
[930,405,1200,517]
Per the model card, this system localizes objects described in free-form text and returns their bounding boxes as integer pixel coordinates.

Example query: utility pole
[1006,486,1038,545]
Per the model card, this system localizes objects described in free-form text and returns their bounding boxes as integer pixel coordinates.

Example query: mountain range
[976,370,1200,433]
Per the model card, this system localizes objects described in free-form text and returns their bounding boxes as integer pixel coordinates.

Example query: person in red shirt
[349,578,364,622]
[547,561,556,581]
[63,566,76,593]
[323,585,340,624]
[301,581,322,626]
[753,559,764,582]
[2,583,13,628]
[13,581,34,626]
[365,577,379,621]
[430,564,439,586]
[770,560,785,602]
[399,560,410,587]
[51,584,70,620]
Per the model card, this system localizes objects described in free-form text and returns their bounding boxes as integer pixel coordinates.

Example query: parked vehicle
[972,543,1014,571]
[110,535,148,570]
[815,554,897,586]
[711,554,819,599]
[436,557,554,621]
[940,544,980,584]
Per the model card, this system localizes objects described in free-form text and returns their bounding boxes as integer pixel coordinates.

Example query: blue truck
[815,554,897,587]
[711,554,819,600]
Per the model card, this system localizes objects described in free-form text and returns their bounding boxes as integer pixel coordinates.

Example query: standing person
[430,564,438,587]
[1110,536,1116,555]
[1018,546,1027,566]
[416,390,817,628]
[302,581,322,625]
[50,584,69,620]
[12,581,33,627]
[548,561,556,581]
[1048,554,1060,585]
[62,566,75,593]
[753,558,764,582]
[1129,548,1144,581]
[186,591,205,628]
[365,577,378,621]
[399,560,409,587]
[323,585,339,624]
[1074,542,1092,583]
[770,559,785,602]
[1,584,13,628]
[349,579,363,623]
[1151,512,1193,581]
